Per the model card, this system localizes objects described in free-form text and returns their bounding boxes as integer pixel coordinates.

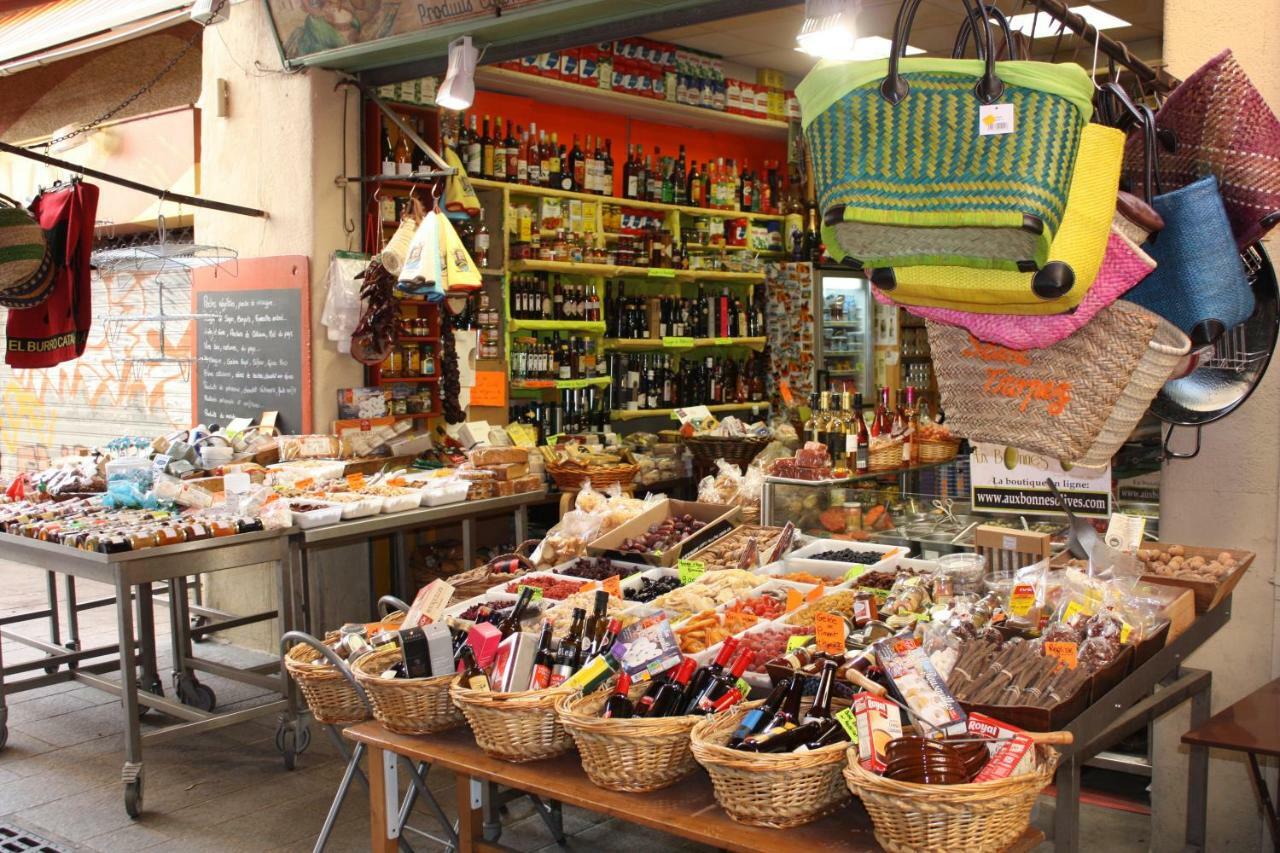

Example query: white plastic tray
[335,494,384,519]
[286,500,343,530]
[784,539,908,579]
[380,491,424,513]
[423,482,469,507]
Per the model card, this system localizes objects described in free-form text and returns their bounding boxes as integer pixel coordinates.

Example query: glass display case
[816,270,873,394]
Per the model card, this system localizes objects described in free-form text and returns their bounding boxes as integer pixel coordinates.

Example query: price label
[805,581,827,603]
[1008,583,1037,617]
[387,476,407,487]
[346,473,367,490]
[786,634,814,651]
[814,611,847,654]
[516,584,544,602]
[784,587,804,613]
[1119,620,1133,644]
[558,378,600,390]
[844,565,867,582]
[1062,600,1093,624]
[779,380,795,407]
[662,336,696,348]
[602,575,623,598]
[677,560,706,584]
[713,337,735,346]
[294,477,315,490]
[1044,641,1078,670]
[735,677,750,696]
[834,707,860,743]
[647,267,677,278]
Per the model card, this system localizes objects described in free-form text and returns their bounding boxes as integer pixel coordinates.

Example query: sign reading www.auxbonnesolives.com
[969,443,1111,519]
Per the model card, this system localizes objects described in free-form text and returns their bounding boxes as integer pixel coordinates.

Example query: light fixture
[1006,4,1130,37]
[794,35,923,62]
[797,0,859,59]
[436,36,479,110]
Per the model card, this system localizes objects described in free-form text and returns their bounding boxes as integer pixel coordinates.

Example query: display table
[344,721,1044,853]
[1182,676,1280,849]
[0,528,301,818]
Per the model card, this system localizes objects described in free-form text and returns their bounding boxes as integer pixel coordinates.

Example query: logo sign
[969,443,1110,519]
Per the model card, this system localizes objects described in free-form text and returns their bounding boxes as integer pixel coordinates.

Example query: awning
[0,0,191,75]
[264,0,795,85]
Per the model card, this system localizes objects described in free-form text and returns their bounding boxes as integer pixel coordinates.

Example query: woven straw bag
[556,685,707,793]
[689,703,851,828]
[845,123,1122,315]
[0,194,54,310]
[878,226,1155,350]
[929,300,1189,466]
[1123,50,1280,249]
[845,745,1059,853]
[283,637,370,726]
[799,0,1093,273]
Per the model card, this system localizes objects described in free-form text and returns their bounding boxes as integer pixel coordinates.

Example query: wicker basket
[844,745,1060,853]
[917,438,960,464]
[284,636,369,726]
[556,686,702,793]
[446,541,539,602]
[689,703,851,828]
[684,435,771,469]
[869,441,904,472]
[546,463,639,493]
[450,681,576,762]
[352,649,465,735]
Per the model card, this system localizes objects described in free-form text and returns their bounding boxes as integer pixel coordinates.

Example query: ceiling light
[797,0,859,59]
[436,36,478,111]
[1006,4,1131,37]
[795,36,923,62]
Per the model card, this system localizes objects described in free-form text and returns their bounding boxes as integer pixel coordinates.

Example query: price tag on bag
[979,103,1015,136]
[1044,641,1078,670]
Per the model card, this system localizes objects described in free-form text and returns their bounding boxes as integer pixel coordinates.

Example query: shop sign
[968,443,1111,519]
[268,0,562,62]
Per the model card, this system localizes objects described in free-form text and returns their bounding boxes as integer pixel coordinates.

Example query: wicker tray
[450,681,576,762]
[869,441,904,472]
[352,649,465,735]
[284,635,369,726]
[684,435,771,468]
[844,744,1060,853]
[689,703,851,828]
[556,686,704,793]
[446,540,540,601]
[547,463,639,493]
[917,437,960,464]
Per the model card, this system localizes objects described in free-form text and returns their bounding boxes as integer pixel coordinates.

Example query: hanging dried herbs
[440,309,464,423]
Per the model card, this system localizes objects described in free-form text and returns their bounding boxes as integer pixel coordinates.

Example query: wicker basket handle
[280,630,370,708]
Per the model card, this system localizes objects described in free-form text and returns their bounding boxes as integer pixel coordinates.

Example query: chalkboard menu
[192,257,312,433]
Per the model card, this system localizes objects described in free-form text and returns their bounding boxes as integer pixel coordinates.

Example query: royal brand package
[490,631,538,692]
[968,712,1038,780]
[853,692,902,772]
[874,634,968,736]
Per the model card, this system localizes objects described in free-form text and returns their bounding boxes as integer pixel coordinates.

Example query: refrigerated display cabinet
[815,270,873,394]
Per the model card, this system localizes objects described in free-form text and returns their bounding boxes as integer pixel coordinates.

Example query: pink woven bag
[875,228,1155,351]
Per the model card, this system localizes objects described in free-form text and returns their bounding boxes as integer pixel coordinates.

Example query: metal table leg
[115,576,144,818]
[514,506,528,544]
[391,531,411,602]
[62,575,81,668]
[43,572,61,673]
[0,618,8,749]
[1053,752,1082,853]
[135,583,162,699]
[276,546,306,769]
[1245,753,1280,852]
[168,578,215,712]
[1186,682,1210,850]
[462,517,475,572]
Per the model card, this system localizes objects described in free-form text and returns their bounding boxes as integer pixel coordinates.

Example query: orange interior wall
[466,90,788,198]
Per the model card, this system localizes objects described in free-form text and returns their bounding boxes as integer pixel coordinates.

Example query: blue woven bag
[798,0,1094,273]
[1124,179,1255,347]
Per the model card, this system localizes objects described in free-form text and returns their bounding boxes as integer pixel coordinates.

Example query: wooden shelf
[511,376,613,391]
[685,243,783,255]
[510,259,764,283]
[470,178,784,222]
[603,336,767,351]
[378,376,440,384]
[507,318,606,333]
[610,401,771,421]
[476,67,790,141]
[392,412,440,420]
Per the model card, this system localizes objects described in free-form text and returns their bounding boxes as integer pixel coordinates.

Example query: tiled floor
[0,559,1150,852]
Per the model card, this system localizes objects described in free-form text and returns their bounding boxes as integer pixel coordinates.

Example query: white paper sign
[969,443,1110,519]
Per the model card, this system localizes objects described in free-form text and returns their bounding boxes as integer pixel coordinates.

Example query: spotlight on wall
[437,36,479,111]
[797,0,859,59]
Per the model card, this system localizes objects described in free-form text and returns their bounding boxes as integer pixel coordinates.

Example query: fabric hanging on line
[5,181,99,369]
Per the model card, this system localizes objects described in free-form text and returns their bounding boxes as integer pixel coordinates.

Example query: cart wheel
[190,615,210,643]
[124,777,143,818]
[137,676,164,718]
[275,722,311,770]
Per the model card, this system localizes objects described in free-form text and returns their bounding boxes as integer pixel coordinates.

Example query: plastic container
[423,481,470,507]
[380,491,423,513]
[106,457,154,491]
[783,539,907,579]
[935,552,987,594]
[287,500,344,530]
[331,494,383,519]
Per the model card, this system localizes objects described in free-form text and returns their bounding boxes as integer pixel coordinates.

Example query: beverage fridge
[814,269,874,396]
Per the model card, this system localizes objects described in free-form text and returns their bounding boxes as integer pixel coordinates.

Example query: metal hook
[1162,422,1202,460]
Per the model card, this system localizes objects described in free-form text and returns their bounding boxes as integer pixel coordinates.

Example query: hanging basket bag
[929,300,1190,467]
[0,193,55,310]
[798,0,1094,274]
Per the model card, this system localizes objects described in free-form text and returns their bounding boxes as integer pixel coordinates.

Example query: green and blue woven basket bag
[797,0,1095,274]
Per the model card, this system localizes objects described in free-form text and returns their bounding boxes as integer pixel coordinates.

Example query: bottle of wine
[549,608,587,686]
[727,678,791,748]
[746,659,839,753]
[480,115,495,179]
[639,657,697,717]
[582,591,609,655]
[681,638,739,714]
[692,649,752,714]
[853,392,870,474]
[736,674,805,750]
[458,645,490,692]
[528,621,555,689]
[496,586,535,638]
[601,671,635,719]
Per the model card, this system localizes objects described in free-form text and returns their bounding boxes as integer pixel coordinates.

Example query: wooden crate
[1138,543,1255,613]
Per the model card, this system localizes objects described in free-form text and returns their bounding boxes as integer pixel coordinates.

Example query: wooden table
[344,721,1045,853]
[1182,677,1280,850]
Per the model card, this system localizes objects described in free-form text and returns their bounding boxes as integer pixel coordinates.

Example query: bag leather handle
[1097,82,1159,204]
[883,0,1004,105]
[952,4,1024,62]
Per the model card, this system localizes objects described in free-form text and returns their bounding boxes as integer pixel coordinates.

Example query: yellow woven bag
[828,124,1124,315]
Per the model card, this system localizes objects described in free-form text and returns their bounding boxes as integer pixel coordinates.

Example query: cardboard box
[588,498,739,567]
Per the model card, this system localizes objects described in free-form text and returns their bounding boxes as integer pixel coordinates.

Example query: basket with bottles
[353,647,465,735]
[284,615,406,726]
[556,641,753,793]
[689,660,853,828]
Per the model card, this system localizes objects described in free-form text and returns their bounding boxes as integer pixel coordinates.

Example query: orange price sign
[814,611,847,655]
[784,587,804,613]
[1044,641,1078,670]
[805,581,827,603]
[346,473,367,490]
[779,380,795,407]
